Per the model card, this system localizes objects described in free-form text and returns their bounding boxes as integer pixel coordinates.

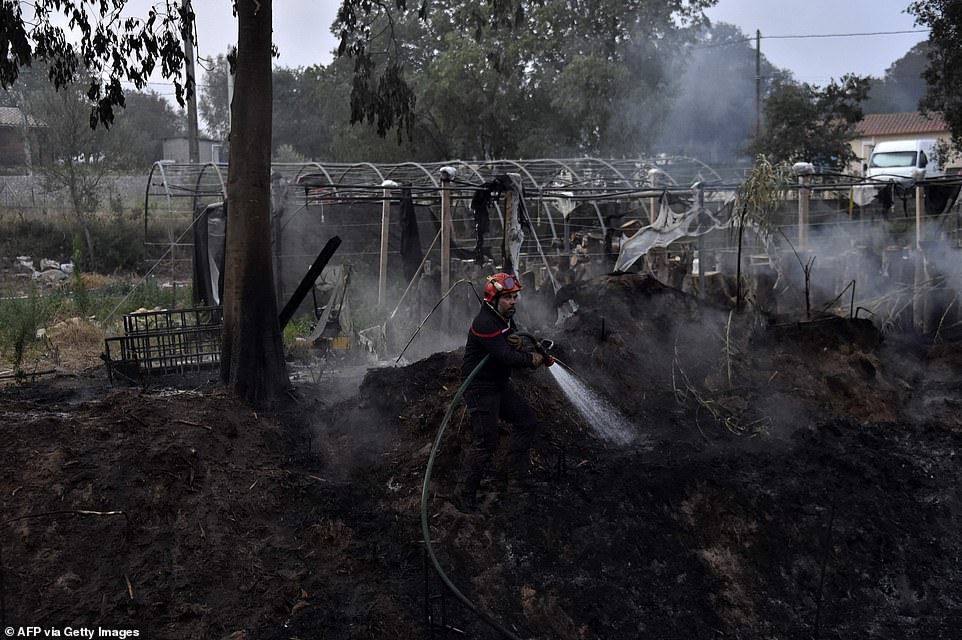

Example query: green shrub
[0,286,60,376]
[0,211,73,261]
[283,316,314,359]
[89,209,148,272]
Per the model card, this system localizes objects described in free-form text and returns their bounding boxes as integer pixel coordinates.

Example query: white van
[866,139,942,182]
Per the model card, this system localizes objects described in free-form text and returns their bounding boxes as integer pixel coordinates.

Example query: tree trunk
[221,0,289,407]
[67,168,97,270]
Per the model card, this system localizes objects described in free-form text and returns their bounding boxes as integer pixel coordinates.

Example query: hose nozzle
[516,332,557,366]
[536,339,556,367]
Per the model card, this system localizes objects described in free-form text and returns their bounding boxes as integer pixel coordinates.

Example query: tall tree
[198,52,232,144]
[523,0,713,156]
[863,41,929,114]
[907,0,962,152]
[335,0,717,160]
[0,1,192,128]
[0,0,291,405]
[220,0,289,405]
[29,79,112,269]
[272,66,334,158]
[108,90,185,169]
[749,74,871,172]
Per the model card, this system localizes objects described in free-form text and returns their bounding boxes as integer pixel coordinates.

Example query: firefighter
[455,272,547,513]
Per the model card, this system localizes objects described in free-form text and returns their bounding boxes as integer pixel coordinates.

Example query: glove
[530,352,545,368]
[506,334,524,351]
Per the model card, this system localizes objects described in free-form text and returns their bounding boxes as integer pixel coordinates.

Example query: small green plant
[283,316,314,360]
[732,155,792,309]
[0,287,49,382]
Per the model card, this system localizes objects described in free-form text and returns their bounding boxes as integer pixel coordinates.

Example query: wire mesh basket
[103,307,223,383]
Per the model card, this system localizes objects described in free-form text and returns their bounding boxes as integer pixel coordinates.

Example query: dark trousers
[459,384,537,497]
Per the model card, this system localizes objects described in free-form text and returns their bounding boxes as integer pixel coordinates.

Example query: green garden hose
[419,353,526,640]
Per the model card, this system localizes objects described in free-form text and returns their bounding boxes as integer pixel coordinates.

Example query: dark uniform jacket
[461,302,532,388]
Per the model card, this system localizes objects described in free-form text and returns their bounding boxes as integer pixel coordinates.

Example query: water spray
[515,333,638,446]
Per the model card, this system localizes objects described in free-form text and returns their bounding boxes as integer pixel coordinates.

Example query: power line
[693,28,929,50]
[766,28,929,40]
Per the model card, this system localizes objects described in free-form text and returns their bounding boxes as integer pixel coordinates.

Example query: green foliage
[749,75,871,172]
[105,90,185,169]
[0,274,195,374]
[0,0,191,129]
[336,0,421,141]
[282,316,314,358]
[0,212,72,260]
[0,208,162,275]
[733,155,793,227]
[731,155,793,310]
[91,278,194,319]
[908,0,962,153]
[90,209,147,273]
[273,144,306,163]
[333,0,717,157]
[199,53,231,143]
[0,286,52,379]
[864,41,929,114]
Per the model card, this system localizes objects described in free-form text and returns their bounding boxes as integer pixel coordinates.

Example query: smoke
[760,192,962,335]
[652,23,763,166]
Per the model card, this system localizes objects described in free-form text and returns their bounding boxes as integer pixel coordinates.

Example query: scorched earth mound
[1,273,961,639]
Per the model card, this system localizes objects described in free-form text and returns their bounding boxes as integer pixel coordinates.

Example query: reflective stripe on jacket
[461,303,531,386]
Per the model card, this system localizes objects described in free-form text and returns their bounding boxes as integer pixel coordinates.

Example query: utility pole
[755,29,762,140]
[183,0,200,164]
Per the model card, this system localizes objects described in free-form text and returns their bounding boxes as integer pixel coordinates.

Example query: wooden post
[440,178,451,293]
[378,188,391,307]
[440,177,452,332]
[502,189,514,272]
[914,183,926,332]
[913,246,926,333]
[798,175,810,251]
[915,183,924,248]
[695,183,705,298]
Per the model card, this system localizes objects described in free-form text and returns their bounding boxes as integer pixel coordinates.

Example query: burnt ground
[2,273,962,639]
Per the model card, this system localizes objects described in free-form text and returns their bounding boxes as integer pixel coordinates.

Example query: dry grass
[78,272,114,288]
[0,316,106,380]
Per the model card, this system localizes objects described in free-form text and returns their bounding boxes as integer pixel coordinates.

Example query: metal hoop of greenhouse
[142,156,962,362]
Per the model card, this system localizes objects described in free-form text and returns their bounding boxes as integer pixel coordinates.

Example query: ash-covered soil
[2,273,961,639]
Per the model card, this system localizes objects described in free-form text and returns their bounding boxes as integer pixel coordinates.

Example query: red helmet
[484,272,523,302]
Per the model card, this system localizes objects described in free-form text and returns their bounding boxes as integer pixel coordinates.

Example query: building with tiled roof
[856,111,947,137]
[0,106,27,127]
[0,106,38,170]
[850,111,954,174]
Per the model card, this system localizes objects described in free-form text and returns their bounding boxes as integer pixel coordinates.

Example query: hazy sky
[182,1,928,87]
[704,0,928,84]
